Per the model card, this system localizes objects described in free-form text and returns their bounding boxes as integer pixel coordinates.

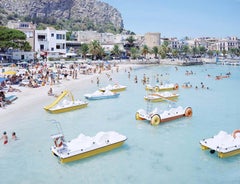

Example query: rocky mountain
[0,0,124,33]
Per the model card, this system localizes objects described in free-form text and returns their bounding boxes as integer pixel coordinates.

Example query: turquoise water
[1,64,240,183]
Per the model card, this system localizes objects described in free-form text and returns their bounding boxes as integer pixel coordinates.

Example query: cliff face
[0,0,124,31]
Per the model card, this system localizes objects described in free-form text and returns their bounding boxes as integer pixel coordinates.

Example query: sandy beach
[0,62,136,124]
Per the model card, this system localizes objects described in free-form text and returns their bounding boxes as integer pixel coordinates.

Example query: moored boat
[99,84,127,92]
[144,91,179,102]
[200,130,240,158]
[44,90,88,113]
[135,105,192,126]
[84,90,120,100]
[51,131,127,163]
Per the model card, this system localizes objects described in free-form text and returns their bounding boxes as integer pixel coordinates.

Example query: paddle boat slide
[51,131,127,163]
[136,106,192,126]
[200,130,240,158]
[44,90,88,113]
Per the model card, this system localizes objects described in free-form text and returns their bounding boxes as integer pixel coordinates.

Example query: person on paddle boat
[1,131,8,144]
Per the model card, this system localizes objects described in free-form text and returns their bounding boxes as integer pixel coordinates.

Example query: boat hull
[47,103,88,114]
[85,93,120,100]
[54,140,126,163]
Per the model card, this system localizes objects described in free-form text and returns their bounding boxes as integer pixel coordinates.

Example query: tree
[172,49,179,58]
[222,49,227,58]
[111,44,121,58]
[88,40,101,60]
[126,35,136,47]
[130,47,138,59]
[192,47,199,56]
[207,50,214,58]
[199,46,206,56]
[152,46,159,58]
[141,45,149,58]
[80,43,89,60]
[0,26,31,52]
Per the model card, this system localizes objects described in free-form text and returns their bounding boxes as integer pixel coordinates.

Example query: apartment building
[35,27,66,58]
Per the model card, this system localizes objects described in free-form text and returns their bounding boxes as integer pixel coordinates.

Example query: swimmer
[12,132,17,140]
[1,131,8,144]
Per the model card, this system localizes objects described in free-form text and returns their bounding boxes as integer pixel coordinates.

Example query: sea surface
[0,64,240,184]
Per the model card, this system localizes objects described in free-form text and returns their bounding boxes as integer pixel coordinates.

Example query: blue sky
[102,0,240,39]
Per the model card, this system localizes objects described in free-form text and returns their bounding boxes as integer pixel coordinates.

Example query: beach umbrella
[3,70,16,75]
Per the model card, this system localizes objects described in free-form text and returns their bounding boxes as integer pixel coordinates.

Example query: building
[144,33,161,48]
[7,20,36,51]
[35,27,66,59]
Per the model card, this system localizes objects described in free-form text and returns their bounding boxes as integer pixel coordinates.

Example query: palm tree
[199,46,206,56]
[111,44,121,59]
[152,46,159,59]
[222,49,227,58]
[192,47,199,56]
[88,40,101,60]
[130,47,138,59]
[80,43,89,60]
[172,49,179,58]
[141,45,149,58]
[126,36,136,47]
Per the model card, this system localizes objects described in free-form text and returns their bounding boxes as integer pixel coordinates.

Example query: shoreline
[0,63,138,124]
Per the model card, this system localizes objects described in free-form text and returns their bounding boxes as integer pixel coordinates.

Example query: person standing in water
[1,131,8,144]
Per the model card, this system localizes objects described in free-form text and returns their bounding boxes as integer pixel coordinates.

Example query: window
[56,44,61,49]
[51,48,54,51]
[40,45,44,50]
[38,35,46,41]
[51,33,54,37]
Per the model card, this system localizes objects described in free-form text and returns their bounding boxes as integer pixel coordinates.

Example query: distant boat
[146,83,179,91]
[99,84,127,92]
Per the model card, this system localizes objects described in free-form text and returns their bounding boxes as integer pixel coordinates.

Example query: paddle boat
[135,104,192,126]
[84,90,120,100]
[144,91,179,102]
[99,84,127,92]
[44,90,88,113]
[51,131,127,163]
[145,83,179,92]
[200,130,240,158]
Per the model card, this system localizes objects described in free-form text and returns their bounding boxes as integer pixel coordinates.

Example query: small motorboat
[135,105,192,126]
[99,84,127,92]
[44,90,88,113]
[51,131,127,163]
[144,91,179,102]
[200,130,240,158]
[84,90,120,100]
[145,83,179,92]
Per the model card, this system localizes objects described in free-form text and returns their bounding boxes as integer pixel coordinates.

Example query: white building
[35,27,66,58]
